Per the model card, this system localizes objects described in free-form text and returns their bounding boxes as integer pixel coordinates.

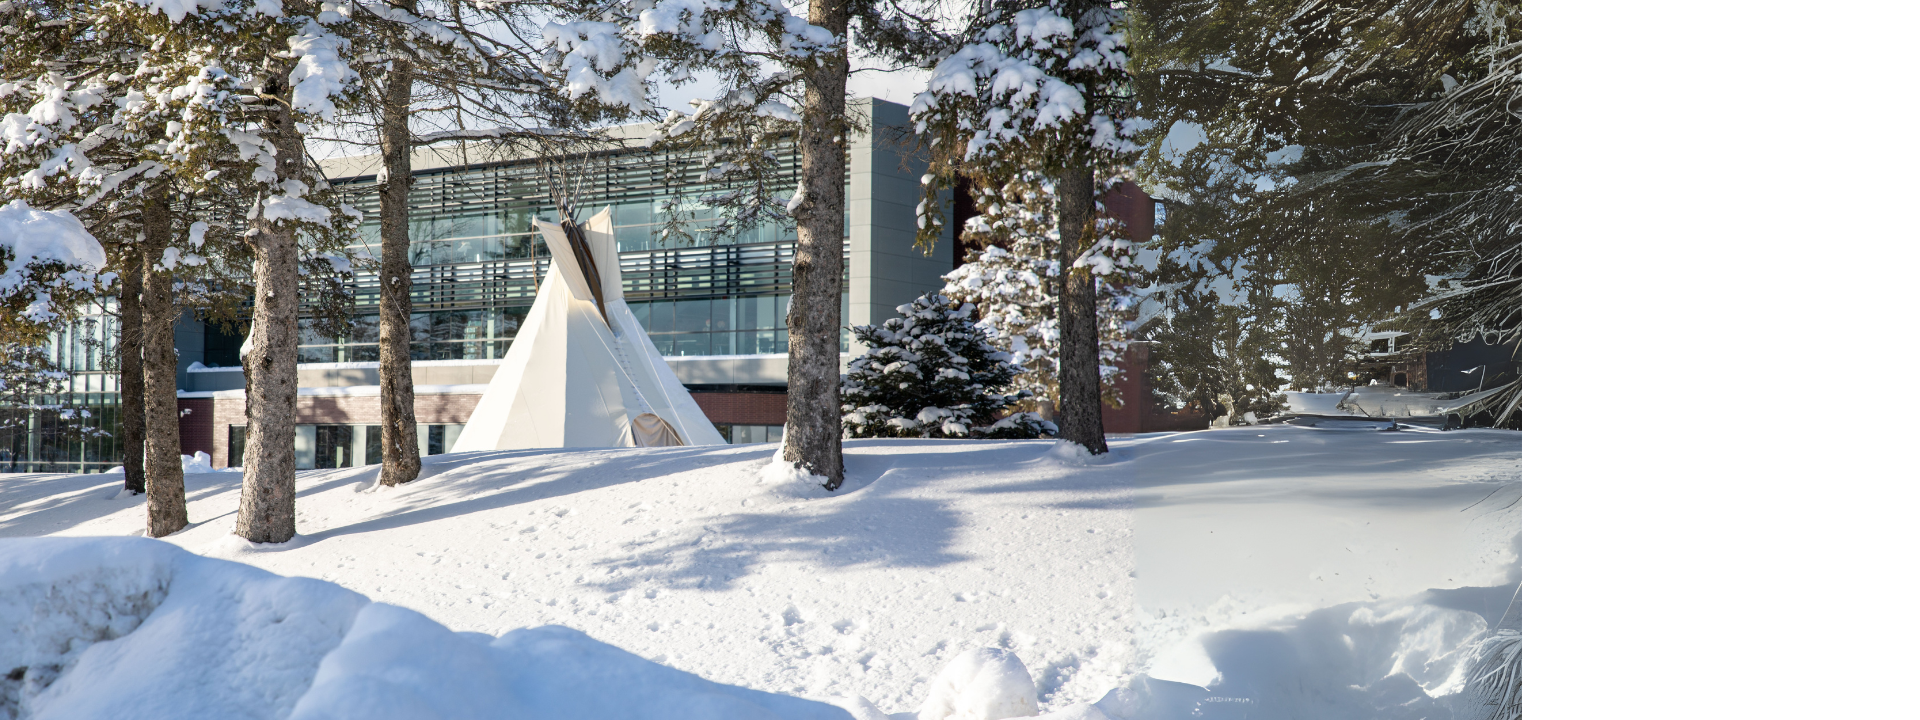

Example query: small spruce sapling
[841,293,1055,440]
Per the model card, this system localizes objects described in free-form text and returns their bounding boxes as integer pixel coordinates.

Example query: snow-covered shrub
[841,293,1055,440]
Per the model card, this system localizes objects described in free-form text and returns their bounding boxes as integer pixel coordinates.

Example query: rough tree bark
[376,43,421,487]
[783,0,850,490]
[140,184,188,536]
[117,244,146,495]
[1053,162,1107,454]
[235,72,305,543]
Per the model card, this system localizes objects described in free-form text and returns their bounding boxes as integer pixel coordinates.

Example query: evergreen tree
[941,171,1141,412]
[610,0,856,488]
[910,0,1145,455]
[1138,301,1283,424]
[2,0,363,539]
[841,293,1054,440]
[0,202,115,471]
[1129,0,1520,418]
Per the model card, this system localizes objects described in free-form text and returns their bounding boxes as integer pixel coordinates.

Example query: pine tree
[841,293,1054,440]
[910,0,1145,455]
[319,0,631,487]
[1129,0,1521,416]
[602,0,958,487]
[940,171,1141,411]
[0,202,115,471]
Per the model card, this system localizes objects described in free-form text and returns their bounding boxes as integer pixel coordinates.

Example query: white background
[1534,1,1917,715]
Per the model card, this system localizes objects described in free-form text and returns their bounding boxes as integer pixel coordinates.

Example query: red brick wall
[1101,344,1151,434]
[1093,183,1164,434]
[292,394,481,425]
[178,397,215,458]
[691,392,789,426]
[1100,182,1157,246]
[211,396,245,468]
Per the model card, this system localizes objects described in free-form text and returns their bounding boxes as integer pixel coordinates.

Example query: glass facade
[295,143,851,362]
[6,138,874,473]
[2,310,127,474]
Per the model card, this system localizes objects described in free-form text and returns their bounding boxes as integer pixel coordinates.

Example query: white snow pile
[917,648,1038,720]
[1,427,1521,719]
[0,536,853,720]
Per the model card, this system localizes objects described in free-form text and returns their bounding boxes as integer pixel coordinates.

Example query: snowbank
[2,427,1520,717]
[918,648,1039,720]
[0,537,852,720]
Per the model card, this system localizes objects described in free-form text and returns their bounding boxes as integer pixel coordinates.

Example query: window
[227,425,246,467]
[714,424,784,445]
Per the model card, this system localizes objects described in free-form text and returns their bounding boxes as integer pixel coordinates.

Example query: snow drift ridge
[0,537,853,720]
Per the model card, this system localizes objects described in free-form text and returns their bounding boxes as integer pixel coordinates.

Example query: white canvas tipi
[451,208,726,451]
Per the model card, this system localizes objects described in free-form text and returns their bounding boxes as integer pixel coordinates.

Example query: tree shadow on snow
[0,473,137,537]
[588,464,974,593]
[294,446,748,546]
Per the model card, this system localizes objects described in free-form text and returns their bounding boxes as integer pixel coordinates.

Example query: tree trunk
[140,184,188,536]
[235,71,305,543]
[117,244,146,495]
[1054,162,1107,454]
[783,0,850,490]
[377,47,421,487]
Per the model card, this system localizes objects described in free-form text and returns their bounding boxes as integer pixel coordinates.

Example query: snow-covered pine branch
[0,200,111,331]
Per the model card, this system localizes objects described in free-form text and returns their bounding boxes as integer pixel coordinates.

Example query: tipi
[451,208,727,451]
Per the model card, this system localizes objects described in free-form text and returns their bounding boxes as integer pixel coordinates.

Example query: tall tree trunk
[784,0,850,490]
[377,47,421,487]
[117,244,146,495]
[235,71,305,543]
[1054,162,1107,454]
[140,184,188,536]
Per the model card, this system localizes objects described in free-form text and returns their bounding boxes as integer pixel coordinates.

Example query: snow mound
[755,452,874,497]
[0,537,853,720]
[918,647,1039,720]
[1039,440,1119,467]
[1128,587,1515,720]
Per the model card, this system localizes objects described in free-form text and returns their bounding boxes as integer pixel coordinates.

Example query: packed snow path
[1,426,1520,716]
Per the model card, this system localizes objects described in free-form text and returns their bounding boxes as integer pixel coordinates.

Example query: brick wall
[690,392,789,426]
[292,394,482,425]
[178,398,215,458]
[210,396,245,468]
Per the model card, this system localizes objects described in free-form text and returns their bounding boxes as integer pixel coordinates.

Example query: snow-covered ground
[1,425,1520,719]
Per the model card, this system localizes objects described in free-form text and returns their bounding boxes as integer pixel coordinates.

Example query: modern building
[5,98,951,472]
[2,97,1181,474]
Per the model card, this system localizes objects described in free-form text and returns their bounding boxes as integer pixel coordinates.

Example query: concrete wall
[848,98,953,347]
[185,359,506,393]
